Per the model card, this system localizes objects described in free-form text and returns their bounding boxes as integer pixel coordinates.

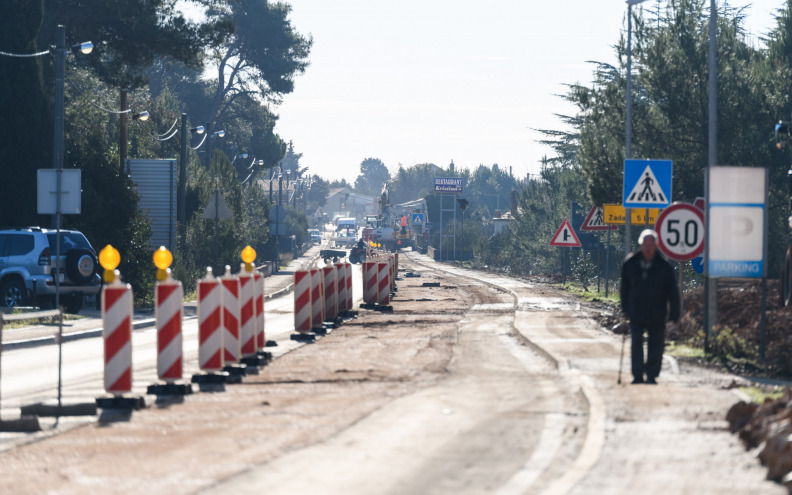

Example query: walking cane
[617,329,627,385]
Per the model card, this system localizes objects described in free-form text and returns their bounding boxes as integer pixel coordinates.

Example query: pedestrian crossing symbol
[622,159,672,208]
[549,218,582,247]
[580,206,617,231]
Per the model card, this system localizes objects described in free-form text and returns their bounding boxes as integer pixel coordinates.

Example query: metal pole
[214,187,219,274]
[276,174,282,273]
[52,25,66,410]
[605,227,611,298]
[437,193,445,261]
[625,3,634,258]
[178,114,187,254]
[453,195,457,261]
[204,122,213,170]
[704,0,718,353]
[119,90,128,175]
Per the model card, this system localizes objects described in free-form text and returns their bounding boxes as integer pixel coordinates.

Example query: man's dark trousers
[630,322,665,381]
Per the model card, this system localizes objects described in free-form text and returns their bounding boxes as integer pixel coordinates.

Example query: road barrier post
[335,262,347,314]
[147,255,192,396]
[377,260,390,306]
[291,269,315,342]
[97,270,144,410]
[323,264,338,323]
[220,266,246,379]
[192,267,229,387]
[363,261,377,306]
[254,271,271,361]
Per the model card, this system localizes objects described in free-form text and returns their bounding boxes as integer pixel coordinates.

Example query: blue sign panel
[623,159,672,208]
[709,260,763,278]
[691,256,704,274]
[434,177,463,193]
[412,213,424,224]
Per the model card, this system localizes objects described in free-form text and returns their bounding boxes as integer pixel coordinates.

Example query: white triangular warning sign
[549,218,582,247]
[580,206,617,231]
[202,190,234,219]
[626,165,667,205]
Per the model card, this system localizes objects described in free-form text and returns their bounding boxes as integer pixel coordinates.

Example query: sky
[273,0,785,184]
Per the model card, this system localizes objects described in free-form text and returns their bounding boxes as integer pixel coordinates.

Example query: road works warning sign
[623,159,672,208]
[549,218,582,247]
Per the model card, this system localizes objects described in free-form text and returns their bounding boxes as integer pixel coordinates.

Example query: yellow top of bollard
[153,246,173,269]
[153,247,173,282]
[99,245,120,270]
[241,245,256,264]
[99,245,121,284]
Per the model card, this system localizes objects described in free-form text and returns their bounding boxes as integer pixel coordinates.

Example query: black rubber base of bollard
[146,382,193,396]
[290,332,316,343]
[96,395,146,411]
[0,417,41,432]
[191,372,230,384]
[21,402,97,417]
[223,364,248,380]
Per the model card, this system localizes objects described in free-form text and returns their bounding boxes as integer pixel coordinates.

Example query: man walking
[620,229,680,384]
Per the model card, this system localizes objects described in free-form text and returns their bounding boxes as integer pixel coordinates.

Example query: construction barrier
[363,261,378,304]
[323,264,338,321]
[377,260,390,306]
[336,262,347,313]
[220,267,241,364]
[344,261,353,310]
[197,270,223,372]
[239,267,256,357]
[254,271,265,351]
[294,269,312,332]
[155,276,184,381]
[102,282,134,394]
[311,267,325,329]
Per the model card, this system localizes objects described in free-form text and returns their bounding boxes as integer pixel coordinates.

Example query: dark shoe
[631,378,643,384]
[646,377,657,385]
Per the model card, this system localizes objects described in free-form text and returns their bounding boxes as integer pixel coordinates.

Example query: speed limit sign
[655,203,705,261]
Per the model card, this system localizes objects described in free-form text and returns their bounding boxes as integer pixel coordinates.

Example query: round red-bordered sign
[655,202,705,261]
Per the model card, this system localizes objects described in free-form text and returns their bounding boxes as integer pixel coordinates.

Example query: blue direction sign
[412,213,424,224]
[623,159,672,208]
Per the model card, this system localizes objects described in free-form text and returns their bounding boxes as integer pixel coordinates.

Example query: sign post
[623,159,673,255]
[706,167,768,359]
[434,178,463,261]
[550,218,582,285]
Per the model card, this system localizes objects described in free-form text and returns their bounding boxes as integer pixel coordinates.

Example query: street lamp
[119,109,149,173]
[242,159,264,185]
[624,0,650,256]
[50,25,92,410]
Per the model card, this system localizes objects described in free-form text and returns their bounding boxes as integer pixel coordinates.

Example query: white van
[336,217,357,232]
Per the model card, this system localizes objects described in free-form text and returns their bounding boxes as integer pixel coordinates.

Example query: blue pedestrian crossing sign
[412,213,424,224]
[623,159,672,208]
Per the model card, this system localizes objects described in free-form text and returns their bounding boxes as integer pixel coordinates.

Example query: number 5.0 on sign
[655,203,705,261]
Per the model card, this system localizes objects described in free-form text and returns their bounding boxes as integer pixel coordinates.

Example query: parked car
[0,227,101,313]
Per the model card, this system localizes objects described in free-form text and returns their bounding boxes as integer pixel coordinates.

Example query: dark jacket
[620,250,680,327]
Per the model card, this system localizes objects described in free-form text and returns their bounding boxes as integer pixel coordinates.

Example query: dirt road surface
[0,251,783,494]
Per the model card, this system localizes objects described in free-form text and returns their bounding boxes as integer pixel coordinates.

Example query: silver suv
[0,227,101,313]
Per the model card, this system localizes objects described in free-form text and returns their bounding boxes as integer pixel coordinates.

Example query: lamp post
[50,24,92,410]
[178,117,205,254]
[624,0,649,257]
[119,108,148,174]
[276,169,283,273]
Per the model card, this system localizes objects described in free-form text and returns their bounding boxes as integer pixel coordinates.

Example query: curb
[3,317,159,351]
